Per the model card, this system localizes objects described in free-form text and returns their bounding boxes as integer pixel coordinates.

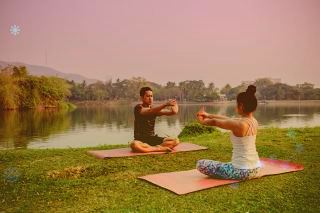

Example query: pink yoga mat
[139,158,304,195]
[87,142,207,159]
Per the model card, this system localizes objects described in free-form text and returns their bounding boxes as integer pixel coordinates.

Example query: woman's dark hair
[236,85,257,113]
[140,87,153,97]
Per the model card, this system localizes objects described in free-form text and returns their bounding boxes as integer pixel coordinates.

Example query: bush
[0,66,71,110]
[178,122,216,137]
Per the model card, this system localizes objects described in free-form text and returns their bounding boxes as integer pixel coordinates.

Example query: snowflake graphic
[3,167,21,183]
[10,24,21,36]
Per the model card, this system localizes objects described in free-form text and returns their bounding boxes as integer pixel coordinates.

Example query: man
[130,87,180,153]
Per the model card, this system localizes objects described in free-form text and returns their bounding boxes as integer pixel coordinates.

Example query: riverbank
[1,127,319,212]
[72,99,320,107]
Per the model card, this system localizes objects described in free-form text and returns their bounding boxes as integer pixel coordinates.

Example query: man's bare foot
[156,145,173,152]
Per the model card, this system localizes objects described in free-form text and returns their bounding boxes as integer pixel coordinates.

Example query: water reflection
[0,109,71,149]
[0,102,319,149]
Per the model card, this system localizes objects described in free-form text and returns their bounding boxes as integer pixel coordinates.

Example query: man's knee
[171,138,180,145]
[164,137,179,143]
[130,140,141,150]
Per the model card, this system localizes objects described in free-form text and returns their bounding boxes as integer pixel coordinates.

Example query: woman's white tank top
[230,117,261,169]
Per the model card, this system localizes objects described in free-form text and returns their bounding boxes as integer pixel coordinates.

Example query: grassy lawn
[1,127,319,212]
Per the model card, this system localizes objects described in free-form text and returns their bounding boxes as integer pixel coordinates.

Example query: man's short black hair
[140,87,153,97]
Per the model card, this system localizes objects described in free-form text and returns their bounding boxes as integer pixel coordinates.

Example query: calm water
[0,102,319,149]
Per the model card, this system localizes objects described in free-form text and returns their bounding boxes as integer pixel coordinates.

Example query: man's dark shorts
[135,135,165,146]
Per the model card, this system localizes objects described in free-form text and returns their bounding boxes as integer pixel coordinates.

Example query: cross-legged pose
[130,87,180,153]
[196,85,261,180]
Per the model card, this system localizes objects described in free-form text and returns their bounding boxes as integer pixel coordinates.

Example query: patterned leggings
[196,159,260,180]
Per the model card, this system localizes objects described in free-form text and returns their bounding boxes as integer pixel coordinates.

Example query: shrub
[178,122,216,137]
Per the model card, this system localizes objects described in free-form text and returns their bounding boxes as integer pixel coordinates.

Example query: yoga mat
[87,142,207,159]
[139,158,304,195]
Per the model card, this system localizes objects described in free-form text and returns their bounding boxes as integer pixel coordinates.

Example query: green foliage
[0,66,71,110]
[0,74,21,109]
[68,78,221,102]
[2,66,319,104]
[225,79,320,101]
[178,122,217,137]
[225,83,247,100]
[67,76,320,102]
[12,66,27,78]
[220,84,232,95]
[177,80,219,102]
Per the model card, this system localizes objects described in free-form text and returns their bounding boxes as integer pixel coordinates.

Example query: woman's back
[231,117,261,169]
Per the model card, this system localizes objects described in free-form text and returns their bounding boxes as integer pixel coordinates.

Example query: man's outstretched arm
[156,102,179,116]
[139,99,176,116]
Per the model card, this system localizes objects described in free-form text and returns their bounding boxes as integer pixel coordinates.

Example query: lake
[1,101,319,149]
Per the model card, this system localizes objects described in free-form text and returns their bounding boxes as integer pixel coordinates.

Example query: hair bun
[246,85,256,96]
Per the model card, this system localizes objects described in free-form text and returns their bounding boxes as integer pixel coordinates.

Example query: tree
[220,84,232,95]
[225,84,247,100]
[0,73,21,109]
[178,80,206,101]
[86,81,108,100]
[254,78,273,100]
[204,82,219,101]
[12,66,28,78]
[165,81,176,88]
[262,83,294,100]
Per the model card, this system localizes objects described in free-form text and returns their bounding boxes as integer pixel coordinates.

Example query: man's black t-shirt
[134,104,156,139]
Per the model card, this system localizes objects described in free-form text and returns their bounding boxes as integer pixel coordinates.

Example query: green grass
[1,127,319,212]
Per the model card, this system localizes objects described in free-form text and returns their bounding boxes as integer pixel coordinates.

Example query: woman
[196,85,261,180]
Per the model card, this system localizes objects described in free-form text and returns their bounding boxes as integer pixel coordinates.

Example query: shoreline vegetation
[1,126,319,212]
[1,65,320,110]
[0,66,72,110]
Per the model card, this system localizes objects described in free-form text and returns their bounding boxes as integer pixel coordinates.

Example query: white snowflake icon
[10,24,21,36]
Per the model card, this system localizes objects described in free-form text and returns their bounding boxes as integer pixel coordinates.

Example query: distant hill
[0,61,98,84]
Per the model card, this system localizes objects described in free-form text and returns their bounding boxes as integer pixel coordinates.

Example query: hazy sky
[1,0,319,87]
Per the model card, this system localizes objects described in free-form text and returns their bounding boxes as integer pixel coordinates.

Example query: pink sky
[1,0,319,87]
